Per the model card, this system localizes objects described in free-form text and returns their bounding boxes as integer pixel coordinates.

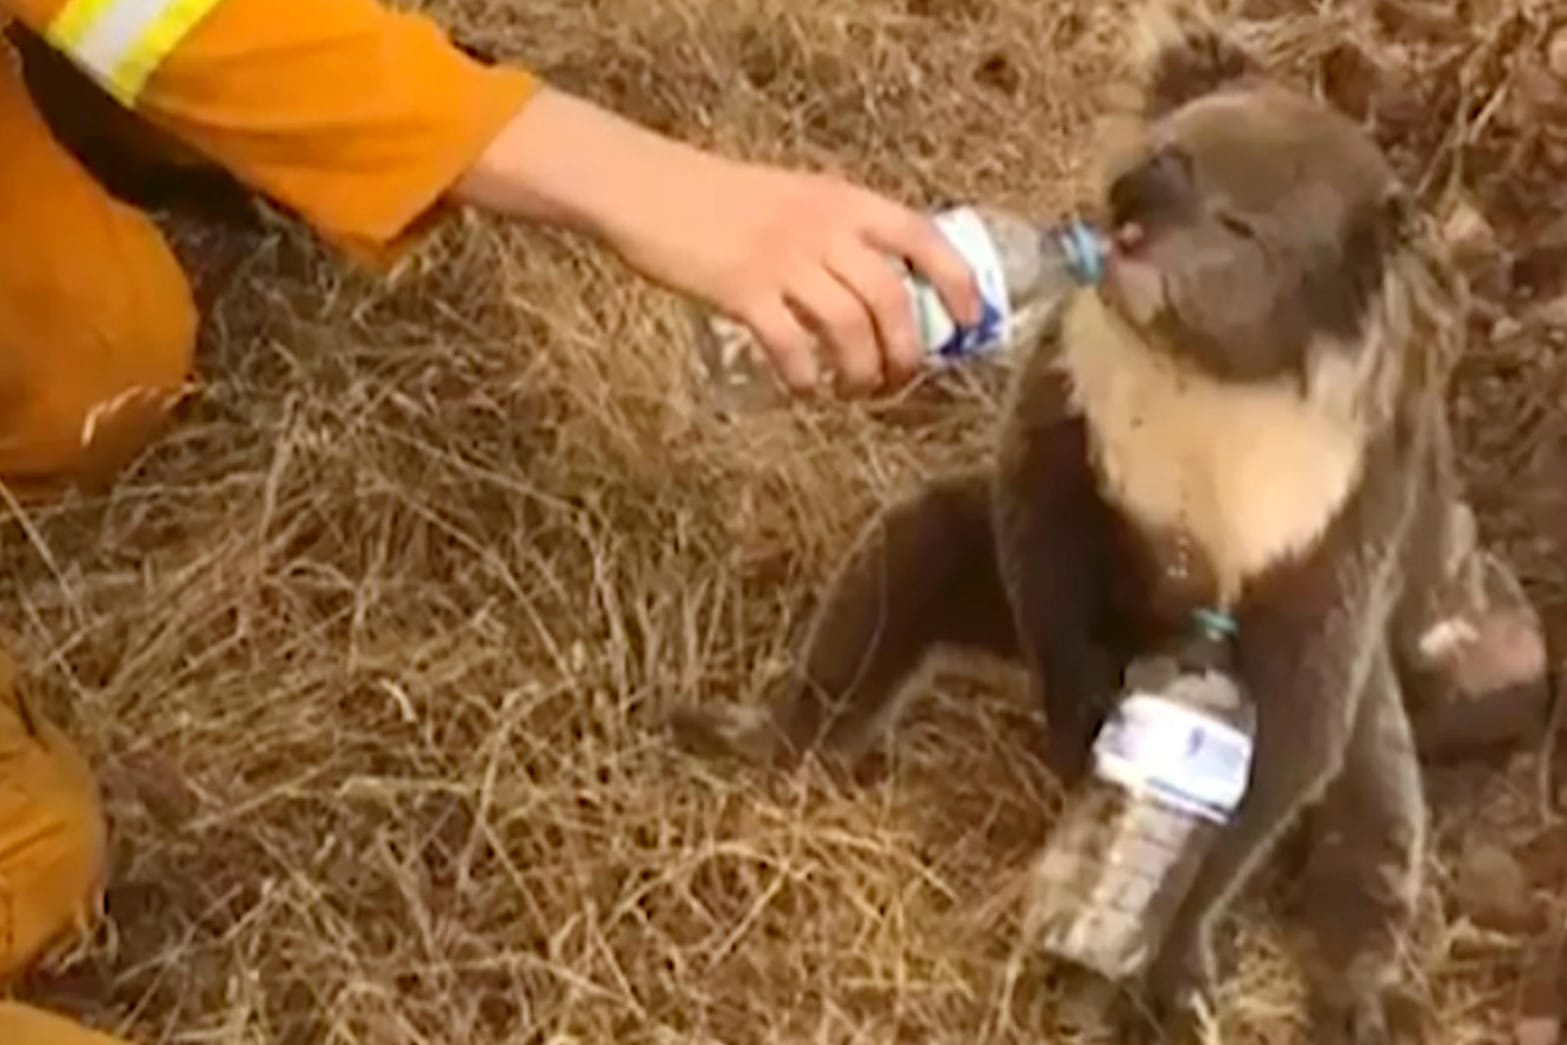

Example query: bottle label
[1089,691,1253,825]
[921,207,1011,363]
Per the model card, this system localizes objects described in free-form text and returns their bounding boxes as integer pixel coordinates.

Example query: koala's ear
[1134,1,1260,119]
[1345,185,1415,261]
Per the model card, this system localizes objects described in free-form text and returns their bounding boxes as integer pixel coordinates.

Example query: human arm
[450,85,981,395]
[7,0,979,397]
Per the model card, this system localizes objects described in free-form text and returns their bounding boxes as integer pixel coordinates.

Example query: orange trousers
[0,646,112,1044]
[0,37,197,502]
[0,40,170,1042]
[0,1004,127,1045]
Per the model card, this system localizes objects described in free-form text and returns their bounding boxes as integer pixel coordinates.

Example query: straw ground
[5,0,1566,1041]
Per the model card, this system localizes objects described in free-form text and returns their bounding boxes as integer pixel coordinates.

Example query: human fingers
[824,236,922,387]
[784,265,884,396]
[858,199,981,329]
[738,295,821,394]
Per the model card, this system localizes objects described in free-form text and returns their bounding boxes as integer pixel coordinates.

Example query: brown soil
[4,0,1566,1042]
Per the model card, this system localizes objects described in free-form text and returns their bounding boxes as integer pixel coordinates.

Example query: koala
[670,5,1554,1042]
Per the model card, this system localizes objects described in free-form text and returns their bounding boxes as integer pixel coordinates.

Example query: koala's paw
[1117,932,1223,1045]
[1310,975,1435,1045]
[666,701,788,767]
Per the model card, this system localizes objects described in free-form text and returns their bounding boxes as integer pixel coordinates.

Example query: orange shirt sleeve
[9,0,540,266]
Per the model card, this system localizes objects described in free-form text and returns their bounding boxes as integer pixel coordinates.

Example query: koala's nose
[1109,147,1195,226]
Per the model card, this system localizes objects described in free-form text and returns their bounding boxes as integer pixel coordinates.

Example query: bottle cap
[1192,608,1238,639]
[1057,221,1107,286]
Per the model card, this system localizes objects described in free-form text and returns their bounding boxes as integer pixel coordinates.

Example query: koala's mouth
[1101,220,1167,326]
[1112,220,1149,255]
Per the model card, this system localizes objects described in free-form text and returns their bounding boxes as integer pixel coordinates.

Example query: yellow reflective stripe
[45,0,119,51]
[108,0,226,105]
[42,0,226,107]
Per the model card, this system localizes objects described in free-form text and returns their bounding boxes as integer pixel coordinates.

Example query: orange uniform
[0,1,535,1039]
[1,0,536,499]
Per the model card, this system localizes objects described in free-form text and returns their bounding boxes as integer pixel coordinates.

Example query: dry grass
[6,0,1567,1042]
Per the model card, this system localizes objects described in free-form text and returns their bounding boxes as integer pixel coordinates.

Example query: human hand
[603,159,983,396]
[454,86,982,397]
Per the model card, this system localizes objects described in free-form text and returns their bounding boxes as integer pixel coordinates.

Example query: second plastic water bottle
[1024,610,1256,982]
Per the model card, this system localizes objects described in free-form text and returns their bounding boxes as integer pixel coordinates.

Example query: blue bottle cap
[1057,220,1106,286]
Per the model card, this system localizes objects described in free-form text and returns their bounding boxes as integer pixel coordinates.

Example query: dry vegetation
[7,0,1567,1042]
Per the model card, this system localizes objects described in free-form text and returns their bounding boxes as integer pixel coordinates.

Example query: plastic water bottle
[1023,609,1256,984]
[693,205,1107,412]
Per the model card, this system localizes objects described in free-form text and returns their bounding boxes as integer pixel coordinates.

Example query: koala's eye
[1149,145,1193,182]
[1217,211,1258,241]
[1141,147,1195,206]
[1110,145,1196,226]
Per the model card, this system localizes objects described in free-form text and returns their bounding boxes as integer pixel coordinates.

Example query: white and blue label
[919,208,1011,363]
[1090,691,1253,824]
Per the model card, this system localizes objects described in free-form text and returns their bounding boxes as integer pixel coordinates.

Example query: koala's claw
[1311,979,1434,1045]
[1119,994,1221,1045]
[1118,938,1222,1045]
[666,702,786,766]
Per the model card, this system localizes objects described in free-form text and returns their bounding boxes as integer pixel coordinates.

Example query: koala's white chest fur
[1055,291,1368,605]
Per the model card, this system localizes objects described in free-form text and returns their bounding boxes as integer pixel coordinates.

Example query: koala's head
[1097,12,1414,384]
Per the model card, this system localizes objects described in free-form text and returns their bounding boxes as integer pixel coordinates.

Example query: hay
[5,0,1565,1042]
